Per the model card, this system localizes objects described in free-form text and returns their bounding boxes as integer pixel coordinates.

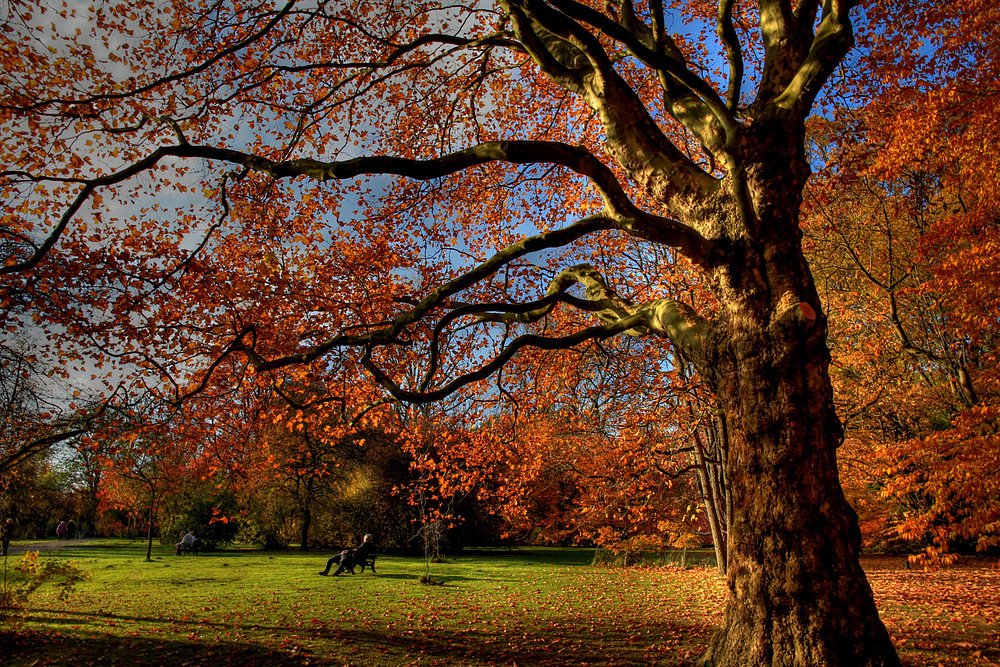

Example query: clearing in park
[3,541,998,665]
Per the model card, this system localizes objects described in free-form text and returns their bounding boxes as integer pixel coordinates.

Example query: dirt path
[4,538,95,555]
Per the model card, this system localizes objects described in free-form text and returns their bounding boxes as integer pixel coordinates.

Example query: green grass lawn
[2,541,998,665]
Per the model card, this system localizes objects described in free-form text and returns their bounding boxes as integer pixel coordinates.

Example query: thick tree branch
[4,138,714,276]
[215,31,521,95]
[550,0,737,131]
[793,0,822,29]
[180,138,713,264]
[477,263,712,366]
[419,290,644,391]
[230,215,615,374]
[767,0,858,117]
[505,0,720,210]
[717,0,744,111]
[526,0,740,162]
[0,395,114,474]
[232,257,715,403]
[231,239,712,404]
[0,427,88,474]
[364,259,714,405]
[1,141,196,275]
[758,0,796,58]
[506,4,590,91]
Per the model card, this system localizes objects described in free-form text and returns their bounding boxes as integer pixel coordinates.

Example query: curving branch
[360,261,714,404]
[0,392,116,474]
[717,0,744,111]
[4,137,714,275]
[230,214,615,374]
[217,137,713,263]
[766,0,859,117]
[533,0,740,155]
[5,128,718,409]
[361,315,647,404]
[505,0,720,207]
[505,2,590,91]
[1,140,200,275]
[0,426,88,474]
[229,235,714,407]
[476,263,712,366]
[419,290,633,391]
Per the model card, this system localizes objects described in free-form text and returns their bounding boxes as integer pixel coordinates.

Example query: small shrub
[1,552,90,627]
[418,573,444,586]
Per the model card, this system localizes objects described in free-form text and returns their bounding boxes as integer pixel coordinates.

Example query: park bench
[176,538,200,556]
[357,551,376,573]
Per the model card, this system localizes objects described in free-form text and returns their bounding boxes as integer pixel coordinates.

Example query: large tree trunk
[702,330,899,665]
[700,129,900,665]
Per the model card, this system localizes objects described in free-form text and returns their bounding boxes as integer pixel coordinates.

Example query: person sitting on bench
[319,533,374,576]
[176,530,198,554]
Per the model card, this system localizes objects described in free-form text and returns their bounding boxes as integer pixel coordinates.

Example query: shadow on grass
[303,623,711,666]
[459,548,595,567]
[317,572,485,584]
[319,572,412,580]
[6,614,715,666]
[1,629,310,666]
[28,608,306,634]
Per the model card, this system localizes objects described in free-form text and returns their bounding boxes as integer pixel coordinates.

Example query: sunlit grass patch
[3,542,998,666]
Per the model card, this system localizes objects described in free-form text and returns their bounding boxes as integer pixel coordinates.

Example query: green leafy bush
[1,552,90,626]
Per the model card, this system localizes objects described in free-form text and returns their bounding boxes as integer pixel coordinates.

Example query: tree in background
[63,438,105,539]
[469,333,712,561]
[488,411,704,558]
[800,0,1000,566]
[202,376,420,550]
[259,393,347,551]
[97,403,194,561]
[0,451,77,540]
[159,481,240,551]
[804,117,1000,566]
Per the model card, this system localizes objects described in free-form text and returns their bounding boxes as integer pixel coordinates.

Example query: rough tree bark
[691,128,898,664]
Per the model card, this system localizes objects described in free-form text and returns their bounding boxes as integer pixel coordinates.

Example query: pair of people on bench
[319,533,374,575]
[176,530,198,554]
